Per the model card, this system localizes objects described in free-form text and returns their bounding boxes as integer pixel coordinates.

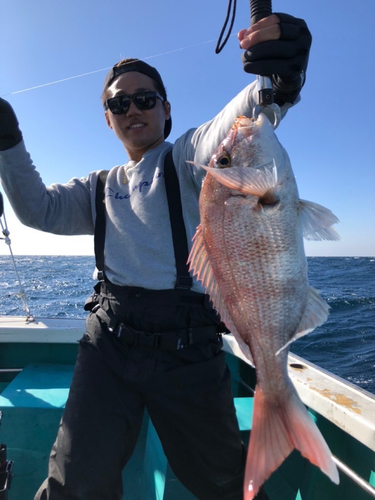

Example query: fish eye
[217,154,231,168]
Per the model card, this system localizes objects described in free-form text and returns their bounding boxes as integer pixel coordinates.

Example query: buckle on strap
[117,325,162,349]
[138,332,161,349]
[97,271,105,281]
[176,327,193,350]
[174,276,193,290]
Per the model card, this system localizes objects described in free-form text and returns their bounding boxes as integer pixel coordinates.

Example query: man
[0,14,311,500]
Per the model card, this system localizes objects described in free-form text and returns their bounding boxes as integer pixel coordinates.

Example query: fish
[188,113,340,499]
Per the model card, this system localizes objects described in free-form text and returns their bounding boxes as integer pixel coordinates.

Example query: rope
[0,197,33,321]
[215,0,237,54]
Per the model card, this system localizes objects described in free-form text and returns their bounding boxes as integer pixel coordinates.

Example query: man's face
[104,71,171,161]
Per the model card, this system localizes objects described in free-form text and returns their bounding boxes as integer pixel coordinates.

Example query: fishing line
[1,36,235,97]
[5,67,112,96]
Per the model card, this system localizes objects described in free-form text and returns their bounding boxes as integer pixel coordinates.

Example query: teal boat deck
[0,362,255,500]
[0,327,374,499]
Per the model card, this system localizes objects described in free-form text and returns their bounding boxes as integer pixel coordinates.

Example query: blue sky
[1,0,374,256]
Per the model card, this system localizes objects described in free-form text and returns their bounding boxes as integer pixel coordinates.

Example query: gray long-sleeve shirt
[0,83,292,292]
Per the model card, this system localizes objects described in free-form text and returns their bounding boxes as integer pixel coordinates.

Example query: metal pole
[249,0,280,127]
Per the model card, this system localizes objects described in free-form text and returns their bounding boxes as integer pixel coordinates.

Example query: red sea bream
[188,114,340,499]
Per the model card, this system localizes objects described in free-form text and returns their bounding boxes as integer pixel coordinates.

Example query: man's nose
[126,99,141,115]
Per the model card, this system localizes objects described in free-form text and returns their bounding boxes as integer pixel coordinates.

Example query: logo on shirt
[106,171,164,200]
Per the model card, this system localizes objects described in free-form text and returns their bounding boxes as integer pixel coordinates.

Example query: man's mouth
[129,123,146,130]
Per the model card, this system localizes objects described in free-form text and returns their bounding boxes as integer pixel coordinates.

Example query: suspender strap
[94,170,109,281]
[94,150,192,289]
[163,150,193,289]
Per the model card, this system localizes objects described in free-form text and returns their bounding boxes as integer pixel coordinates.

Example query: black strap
[163,150,193,289]
[94,170,109,281]
[116,323,221,350]
[94,150,192,289]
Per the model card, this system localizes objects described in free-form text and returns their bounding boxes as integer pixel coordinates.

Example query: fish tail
[244,386,339,499]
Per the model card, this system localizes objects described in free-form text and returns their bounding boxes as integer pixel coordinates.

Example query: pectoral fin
[299,200,340,241]
[189,162,278,198]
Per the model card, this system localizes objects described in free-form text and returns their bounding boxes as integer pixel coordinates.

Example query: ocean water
[0,255,374,394]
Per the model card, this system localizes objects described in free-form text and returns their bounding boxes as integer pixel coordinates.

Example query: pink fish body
[188,114,340,499]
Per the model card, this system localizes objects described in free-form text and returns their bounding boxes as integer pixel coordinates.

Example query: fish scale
[188,113,340,499]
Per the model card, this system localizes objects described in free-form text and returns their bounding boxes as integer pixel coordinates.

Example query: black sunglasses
[105,90,164,115]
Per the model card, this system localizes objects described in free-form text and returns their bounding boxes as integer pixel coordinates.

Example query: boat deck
[0,316,374,499]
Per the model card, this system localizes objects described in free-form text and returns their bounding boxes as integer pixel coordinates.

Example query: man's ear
[104,110,113,130]
[164,101,171,120]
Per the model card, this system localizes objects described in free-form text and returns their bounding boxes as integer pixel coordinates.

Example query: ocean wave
[1,256,374,394]
[327,295,375,309]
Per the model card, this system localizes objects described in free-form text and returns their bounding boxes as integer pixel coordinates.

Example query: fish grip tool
[215,0,281,127]
[250,0,281,128]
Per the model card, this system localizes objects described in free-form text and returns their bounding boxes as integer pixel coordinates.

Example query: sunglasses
[105,90,164,115]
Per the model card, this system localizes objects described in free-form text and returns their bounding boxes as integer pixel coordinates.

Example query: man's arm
[0,98,94,235]
[175,13,311,186]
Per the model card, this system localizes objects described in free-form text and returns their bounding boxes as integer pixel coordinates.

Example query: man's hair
[101,58,167,106]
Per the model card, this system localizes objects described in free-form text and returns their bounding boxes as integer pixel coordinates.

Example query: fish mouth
[234,116,255,137]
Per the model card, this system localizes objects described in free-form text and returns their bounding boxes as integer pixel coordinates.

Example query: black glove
[242,13,312,105]
[0,98,23,151]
